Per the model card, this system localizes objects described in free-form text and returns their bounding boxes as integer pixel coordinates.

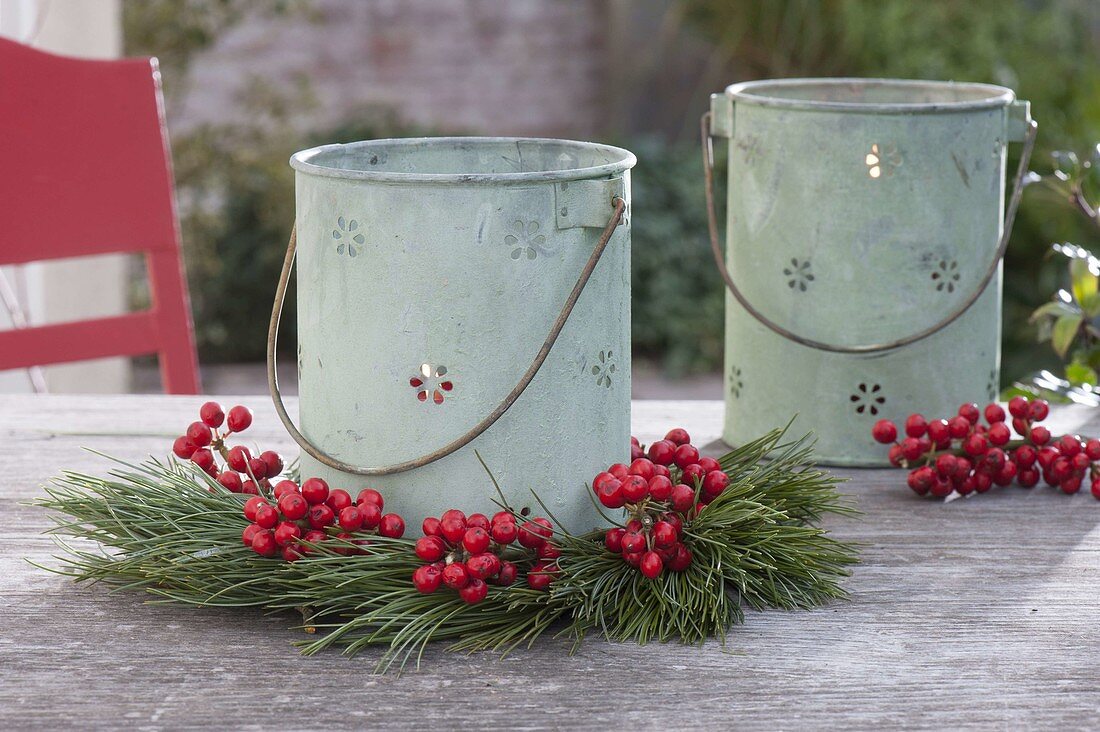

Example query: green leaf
[1051,313,1085,357]
[1065,362,1099,386]
[1029,299,1080,323]
[1070,257,1099,305]
[1081,292,1100,319]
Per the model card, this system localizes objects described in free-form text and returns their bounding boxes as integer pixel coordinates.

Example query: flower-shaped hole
[591,350,616,388]
[931,259,960,293]
[505,220,547,260]
[333,216,366,257]
[729,365,744,399]
[850,382,885,416]
[782,258,815,292]
[409,363,453,404]
[865,143,902,179]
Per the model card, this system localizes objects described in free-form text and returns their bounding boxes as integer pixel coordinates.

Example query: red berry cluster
[241,478,406,560]
[412,510,557,603]
[591,428,725,579]
[873,396,1100,500]
[409,506,554,603]
[171,401,285,494]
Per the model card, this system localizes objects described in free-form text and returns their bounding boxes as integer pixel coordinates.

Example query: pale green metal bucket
[703,79,1037,466]
[269,137,636,530]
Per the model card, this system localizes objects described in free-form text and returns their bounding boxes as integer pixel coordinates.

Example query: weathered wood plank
[1,395,1099,730]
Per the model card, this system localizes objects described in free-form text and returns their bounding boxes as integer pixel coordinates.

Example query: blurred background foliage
[126,0,1100,385]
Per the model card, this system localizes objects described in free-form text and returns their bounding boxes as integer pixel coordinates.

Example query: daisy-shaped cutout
[865,143,902,179]
[409,363,454,404]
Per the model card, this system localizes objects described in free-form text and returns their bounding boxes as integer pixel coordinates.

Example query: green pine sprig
[34,425,859,672]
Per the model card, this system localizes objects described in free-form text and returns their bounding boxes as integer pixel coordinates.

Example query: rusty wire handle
[268,196,626,476]
[701,110,1038,354]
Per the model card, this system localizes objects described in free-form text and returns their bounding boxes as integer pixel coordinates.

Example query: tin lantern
[702,78,1037,465]
[269,137,636,530]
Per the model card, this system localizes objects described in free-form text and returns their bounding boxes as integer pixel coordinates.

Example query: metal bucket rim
[725,77,1015,114]
[290,136,637,184]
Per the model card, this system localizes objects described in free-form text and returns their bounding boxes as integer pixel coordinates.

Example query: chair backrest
[0,37,200,393]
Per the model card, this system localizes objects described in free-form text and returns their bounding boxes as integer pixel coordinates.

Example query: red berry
[495,561,518,586]
[217,471,243,492]
[681,463,706,487]
[260,451,284,478]
[242,523,262,547]
[199,401,225,428]
[1086,439,1100,461]
[626,519,643,533]
[888,444,905,466]
[958,403,980,424]
[984,403,1006,424]
[308,503,335,529]
[525,562,555,591]
[1091,478,1100,500]
[604,527,626,553]
[240,480,258,495]
[440,516,468,544]
[277,492,307,521]
[622,551,642,567]
[1051,457,1071,482]
[466,513,490,531]
[300,478,329,505]
[697,457,721,474]
[518,519,552,548]
[247,457,269,480]
[442,562,470,589]
[254,503,278,529]
[647,440,676,466]
[267,480,293,499]
[422,517,442,537]
[226,446,251,473]
[463,527,491,554]
[670,483,695,513]
[415,536,447,562]
[1018,467,1040,488]
[664,428,691,445]
[466,553,501,580]
[654,464,671,479]
[1030,426,1051,446]
[251,529,278,557]
[987,422,1011,446]
[621,531,646,554]
[338,505,364,531]
[186,421,213,447]
[948,416,971,439]
[413,564,443,594]
[926,419,950,448]
[647,475,673,501]
[652,520,678,548]
[1073,452,1091,470]
[302,529,327,553]
[667,544,692,572]
[441,509,467,524]
[673,444,700,469]
[537,542,561,560]
[326,489,352,513]
[1008,396,1030,418]
[491,519,518,544]
[1061,476,1083,494]
[459,577,489,604]
[1029,400,1049,421]
[871,420,898,444]
[621,475,649,503]
[934,454,958,477]
[904,413,928,438]
[628,458,656,481]
[605,464,628,481]
[907,466,934,495]
[900,438,923,461]
[190,448,215,472]
[243,496,268,522]
[1014,444,1037,467]
[274,521,302,547]
[172,436,198,459]
[631,444,645,461]
[994,461,1018,486]
[701,470,730,499]
[929,477,953,498]
[592,471,618,491]
[956,476,976,495]
[963,433,989,457]
[379,513,405,538]
[358,501,381,529]
[640,551,663,579]
[226,405,253,433]
[356,488,384,508]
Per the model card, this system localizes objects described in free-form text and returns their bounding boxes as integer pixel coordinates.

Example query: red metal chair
[0,38,200,393]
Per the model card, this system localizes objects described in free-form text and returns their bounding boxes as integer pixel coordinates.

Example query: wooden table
[3,395,1100,730]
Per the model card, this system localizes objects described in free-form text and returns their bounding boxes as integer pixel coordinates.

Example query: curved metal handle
[268,197,626,476]
[701,110,1038,354]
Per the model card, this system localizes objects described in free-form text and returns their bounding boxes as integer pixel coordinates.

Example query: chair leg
[147,250,201,394]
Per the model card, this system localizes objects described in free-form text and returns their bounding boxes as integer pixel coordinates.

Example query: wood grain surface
[2,395,1099,731]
